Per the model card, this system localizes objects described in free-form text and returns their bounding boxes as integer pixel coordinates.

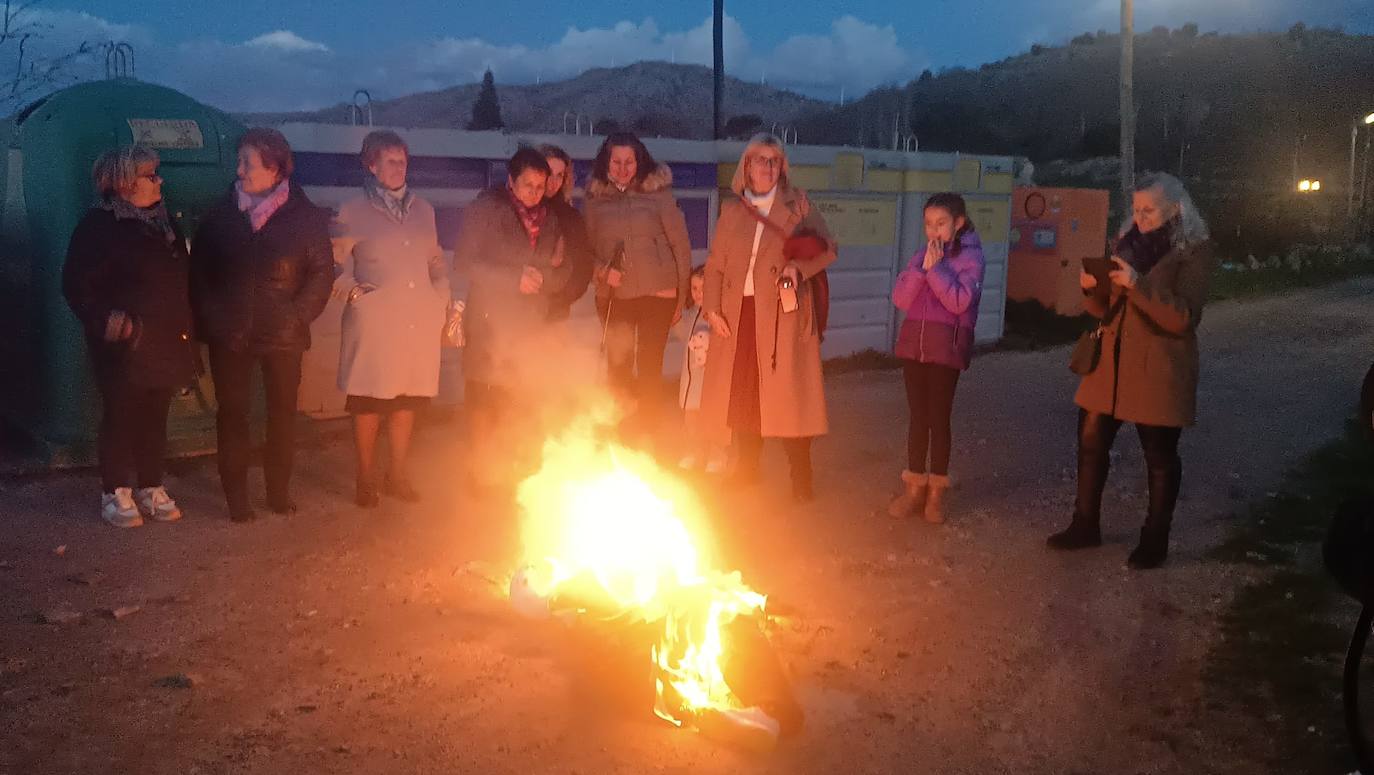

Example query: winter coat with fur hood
[583,164,693,305]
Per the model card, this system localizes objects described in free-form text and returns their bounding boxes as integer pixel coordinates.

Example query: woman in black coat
[538,144,594,322]
[190,128,333,522]
[63,145,197,528]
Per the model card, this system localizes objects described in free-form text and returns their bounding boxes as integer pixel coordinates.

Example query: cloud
[244,30,330,54]
[8,11,922,113]
[762,16,912,95]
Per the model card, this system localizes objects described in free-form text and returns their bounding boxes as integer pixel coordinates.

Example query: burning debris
[508,417,802,750]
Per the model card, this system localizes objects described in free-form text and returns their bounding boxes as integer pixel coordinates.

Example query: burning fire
[510,416,775,732]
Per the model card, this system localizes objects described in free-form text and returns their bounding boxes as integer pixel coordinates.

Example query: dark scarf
[1114,217,1179,275]
[364,177,414,224]
[506,184,547,248]
[99,196,175,244]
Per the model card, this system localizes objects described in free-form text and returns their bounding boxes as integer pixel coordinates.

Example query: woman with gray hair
[1048,172,1216,569]
[698,133,836,501]
[63,145,197,527]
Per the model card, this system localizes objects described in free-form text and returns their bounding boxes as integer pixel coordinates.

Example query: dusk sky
[29,0,1373,111]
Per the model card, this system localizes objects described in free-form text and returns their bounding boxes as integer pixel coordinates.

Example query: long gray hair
[1120,171,1210,247]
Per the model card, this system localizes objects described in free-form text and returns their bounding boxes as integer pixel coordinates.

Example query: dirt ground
[2,277,1372,775]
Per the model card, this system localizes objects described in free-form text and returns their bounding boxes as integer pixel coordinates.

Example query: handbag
[1068,295,1125,376]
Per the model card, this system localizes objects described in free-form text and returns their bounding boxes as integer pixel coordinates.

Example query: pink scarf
[506,184,547,248]
[236,179,291,233]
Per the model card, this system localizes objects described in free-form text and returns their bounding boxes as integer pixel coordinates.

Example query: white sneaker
[101,488,143,528]
[135,486,182,523]
[704,455,727,475]
[677,454,699,470]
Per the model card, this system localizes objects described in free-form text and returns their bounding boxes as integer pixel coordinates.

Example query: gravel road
[1,276,1371,774]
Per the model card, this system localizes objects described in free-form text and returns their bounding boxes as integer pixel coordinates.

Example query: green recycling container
[0,78,244,464]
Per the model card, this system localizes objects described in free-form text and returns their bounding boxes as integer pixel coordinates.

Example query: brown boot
[887,470,928,518]
[924,474,951,524]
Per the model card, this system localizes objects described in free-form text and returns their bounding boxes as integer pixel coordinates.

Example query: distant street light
[1298,179,1322,193]
[1348,111,1374,217]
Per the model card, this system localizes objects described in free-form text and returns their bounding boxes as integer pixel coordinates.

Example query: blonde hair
[730,132,791,197]
[91,145,159,199]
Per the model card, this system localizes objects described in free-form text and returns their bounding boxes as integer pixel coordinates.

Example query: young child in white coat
[675,266,727,472]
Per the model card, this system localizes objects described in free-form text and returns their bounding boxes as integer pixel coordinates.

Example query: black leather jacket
[190,183,333,354]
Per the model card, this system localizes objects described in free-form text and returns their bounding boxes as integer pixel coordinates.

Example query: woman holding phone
[886,193,986,524]
[1047,172,1215,569]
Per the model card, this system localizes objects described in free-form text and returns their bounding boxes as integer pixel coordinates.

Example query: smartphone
[1081,256,1114,286]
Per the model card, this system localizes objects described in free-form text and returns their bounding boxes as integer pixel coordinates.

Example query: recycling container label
[126,119,205,149]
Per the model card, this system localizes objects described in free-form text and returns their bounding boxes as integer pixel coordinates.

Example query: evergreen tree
[467,70,504,131]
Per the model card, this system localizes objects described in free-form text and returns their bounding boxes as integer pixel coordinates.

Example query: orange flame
[513,416,767,725]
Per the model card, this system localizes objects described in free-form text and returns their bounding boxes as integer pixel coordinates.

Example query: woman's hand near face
[605,267,623,289]
[1079,270,1098,291]
[922,239,943,271]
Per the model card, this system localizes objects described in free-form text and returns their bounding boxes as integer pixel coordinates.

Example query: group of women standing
[63,124,1216,570]
[65,129,333,526]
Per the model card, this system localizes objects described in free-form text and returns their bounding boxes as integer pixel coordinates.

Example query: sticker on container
[126,119,205,149]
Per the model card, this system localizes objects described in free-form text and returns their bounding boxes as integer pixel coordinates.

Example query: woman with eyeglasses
[63,145,198,527]
[698,133,837,501]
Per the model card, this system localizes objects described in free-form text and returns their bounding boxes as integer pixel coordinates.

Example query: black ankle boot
[1128,528,1169,569]
[1047,516,1102,550]
[1130,459,1181,569]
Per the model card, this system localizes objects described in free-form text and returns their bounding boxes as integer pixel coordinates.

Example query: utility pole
[713,0,724,140]
[1119,0,1135,202]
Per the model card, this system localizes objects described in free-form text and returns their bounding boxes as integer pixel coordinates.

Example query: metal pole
[713,0,724,140]
[1362,130,1372,216]
[1350,121,1360,219]
[1119,0,1135,203]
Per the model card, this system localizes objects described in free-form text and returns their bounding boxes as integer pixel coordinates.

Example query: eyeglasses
[751,156,783,169]
[138,171,163,183]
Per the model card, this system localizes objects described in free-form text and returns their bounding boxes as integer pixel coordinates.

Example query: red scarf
[506,185,547,248]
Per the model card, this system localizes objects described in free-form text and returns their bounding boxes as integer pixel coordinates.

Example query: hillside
[242,61,828,139]
[790,24,1374,257]
[799,25,1374,186]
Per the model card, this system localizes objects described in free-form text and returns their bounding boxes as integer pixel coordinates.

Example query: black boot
[1048,412,1114,550]
[1047,515,1102,550]
[1129,458,1181,570]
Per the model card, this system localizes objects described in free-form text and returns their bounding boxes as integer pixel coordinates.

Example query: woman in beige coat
[699,134,837,501]
[333,130,449,507]
[583,133,693,443]
[1048,172,1215,569]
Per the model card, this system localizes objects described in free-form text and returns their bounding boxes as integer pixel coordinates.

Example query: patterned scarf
[236,179,291,233]
[506,183,547,248]
[364,177,414,224]
[99,196,175,244]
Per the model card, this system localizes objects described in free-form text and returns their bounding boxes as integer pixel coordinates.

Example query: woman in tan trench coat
[1047,172,1216,569]
[700,134,837,501]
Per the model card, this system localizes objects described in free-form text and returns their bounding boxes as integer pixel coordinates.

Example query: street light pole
[1350,112,1374,219]
[1119,0,1136,203]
